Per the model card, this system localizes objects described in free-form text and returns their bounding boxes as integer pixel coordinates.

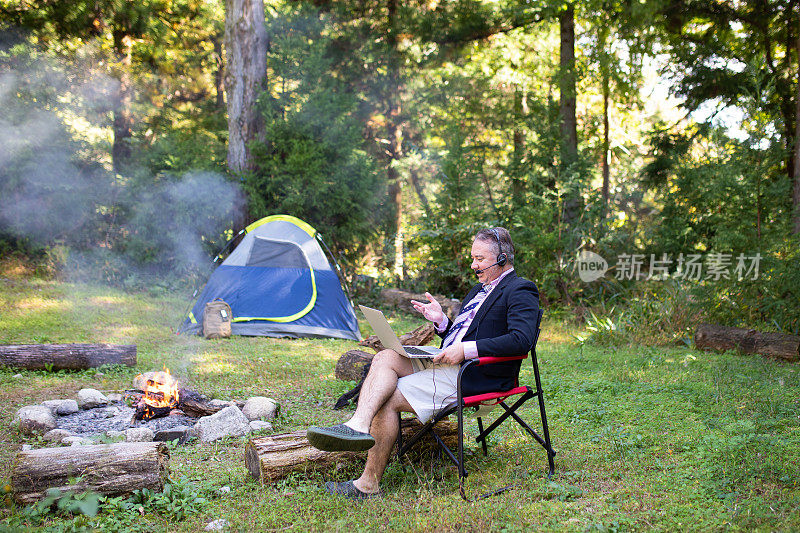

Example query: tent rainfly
[180,215,360,341]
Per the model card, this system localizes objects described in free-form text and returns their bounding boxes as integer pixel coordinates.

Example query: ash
[57,401,197,436]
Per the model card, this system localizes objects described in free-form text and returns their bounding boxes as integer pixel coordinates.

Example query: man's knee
[371,349,403,370]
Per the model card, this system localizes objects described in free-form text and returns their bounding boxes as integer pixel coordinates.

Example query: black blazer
[437,270,540,396]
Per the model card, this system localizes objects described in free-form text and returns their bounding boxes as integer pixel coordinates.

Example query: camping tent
[180,215,360,341]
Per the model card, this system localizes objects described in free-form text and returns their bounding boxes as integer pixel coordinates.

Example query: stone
[218,486,231,494]
[55,399,79,416]
[43,429,74,443]
[132,372,157,391]
[208,399,233,409]
[106,430,126,439]
[63,436,94,446]
[41,399,79,416]
[107,393,123,402]
[249,420,273,432]
[125,428,155,442]
[12,373,23,379]
[16,405,57,435]
[21,444,31,451]
[205,519,229,531]
[77,388,108,409]
[154,426,195,444]
[194,405,251,443]
[241,397,278,421]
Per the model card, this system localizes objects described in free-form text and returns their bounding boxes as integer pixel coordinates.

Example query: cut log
[245,418,458,484]
[694,324,800,362]
[380,289,461,319]
[11,442,169,504]
[359,323,436,353]
[335,350,374,382]
[0,344,136,370]
[124,388,225,419]
[177,388,225,418]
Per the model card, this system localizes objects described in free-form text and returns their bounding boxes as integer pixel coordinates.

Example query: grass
[0,276,799,531]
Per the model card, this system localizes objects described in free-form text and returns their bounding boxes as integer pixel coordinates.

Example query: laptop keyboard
[404,346,432,355]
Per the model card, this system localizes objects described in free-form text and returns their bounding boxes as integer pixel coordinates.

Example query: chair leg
[531,352,556,478]
[477,417,488,456]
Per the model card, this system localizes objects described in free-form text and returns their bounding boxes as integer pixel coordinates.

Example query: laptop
[359,305,442,359]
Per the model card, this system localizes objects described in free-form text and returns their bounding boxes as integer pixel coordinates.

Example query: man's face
[471,238,502,284]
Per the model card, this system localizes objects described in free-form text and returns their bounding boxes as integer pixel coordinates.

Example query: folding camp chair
[395,308,555,501]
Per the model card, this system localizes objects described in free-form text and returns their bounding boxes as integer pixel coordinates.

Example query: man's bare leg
[353,388,414,494]
[344,349,413,434]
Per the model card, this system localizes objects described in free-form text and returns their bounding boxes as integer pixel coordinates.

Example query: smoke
[0,33,244,286]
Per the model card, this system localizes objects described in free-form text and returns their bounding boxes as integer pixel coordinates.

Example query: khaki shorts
[396,358,461,424]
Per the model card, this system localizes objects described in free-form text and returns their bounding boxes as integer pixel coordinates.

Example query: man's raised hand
[410,292,445,324]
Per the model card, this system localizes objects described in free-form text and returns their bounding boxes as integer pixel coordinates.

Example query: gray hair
[474,227,515,265]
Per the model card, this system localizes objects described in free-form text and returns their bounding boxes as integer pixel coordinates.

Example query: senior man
[307,227,540,500]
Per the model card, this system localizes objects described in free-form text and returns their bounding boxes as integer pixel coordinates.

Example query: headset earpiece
[490,228,506,267]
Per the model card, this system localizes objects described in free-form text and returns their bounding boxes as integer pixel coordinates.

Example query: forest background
[1,0,799,344]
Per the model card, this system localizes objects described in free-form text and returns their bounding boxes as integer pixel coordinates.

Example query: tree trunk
[511,86,527,210]
[224,0,269,173]
[11,442,169,504]
[244,419,459,484]
[793,31,800,234]
[601,67,610,225]
[694,323,800,361]
[0,344,136,370]
[559,3,581,228]
[111,33,133,174]
[214,34,226,111]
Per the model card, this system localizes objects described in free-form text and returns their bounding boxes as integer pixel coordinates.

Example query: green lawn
[0,277,798,531]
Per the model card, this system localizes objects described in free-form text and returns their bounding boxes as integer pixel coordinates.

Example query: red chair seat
[463,386,530,407]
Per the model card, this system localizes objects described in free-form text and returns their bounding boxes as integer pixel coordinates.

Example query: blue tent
[180,215,360,341]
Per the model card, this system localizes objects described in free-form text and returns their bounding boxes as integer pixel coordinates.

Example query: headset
[475,228,509,274]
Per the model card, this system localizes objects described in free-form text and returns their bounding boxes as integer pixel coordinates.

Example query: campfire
[134,367,180,420]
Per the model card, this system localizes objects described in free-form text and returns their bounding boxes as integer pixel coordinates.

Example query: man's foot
[324,480,382,501]
[306,424,375,451]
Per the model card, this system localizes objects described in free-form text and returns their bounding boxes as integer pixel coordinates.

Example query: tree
[652,0,799,233]
[224,0,268,174]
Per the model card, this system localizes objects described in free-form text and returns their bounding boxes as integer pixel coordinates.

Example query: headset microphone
[475,252,507,274]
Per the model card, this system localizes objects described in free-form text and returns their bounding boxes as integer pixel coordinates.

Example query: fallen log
[694,324,800,362]
[0,344,136,370]
[359,323,436,353]
[11,442,169,504]
[245,418,458,484]
[335,350,374,382]
[380,289,461,319]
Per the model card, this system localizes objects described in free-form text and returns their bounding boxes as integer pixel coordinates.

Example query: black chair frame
[395,309,556,501]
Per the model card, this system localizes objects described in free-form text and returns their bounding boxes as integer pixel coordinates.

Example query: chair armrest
[475,354,529,366]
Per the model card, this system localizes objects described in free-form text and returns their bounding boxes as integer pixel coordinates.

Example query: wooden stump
[0,344,136,370]
[245,419,458,484]
[11,442,169,504]
[335,350,374,381]
[380,289,461,319]
[694,324,800,361]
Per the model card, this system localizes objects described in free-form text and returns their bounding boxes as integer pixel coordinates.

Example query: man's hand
[433,343,465,365]
[410,292,445,324]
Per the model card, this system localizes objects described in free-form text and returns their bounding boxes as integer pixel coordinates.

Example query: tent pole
[316,234,355,306]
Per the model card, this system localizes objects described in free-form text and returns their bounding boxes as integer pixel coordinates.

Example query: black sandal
[324,480,382,501]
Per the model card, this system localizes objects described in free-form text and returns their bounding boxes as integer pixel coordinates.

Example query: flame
[138,367,180,409]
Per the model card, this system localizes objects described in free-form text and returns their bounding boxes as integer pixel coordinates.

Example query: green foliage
[3,477,208,532]
[244,4,382,257]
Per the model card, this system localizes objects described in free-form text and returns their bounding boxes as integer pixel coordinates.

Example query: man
[307,227,540,500]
